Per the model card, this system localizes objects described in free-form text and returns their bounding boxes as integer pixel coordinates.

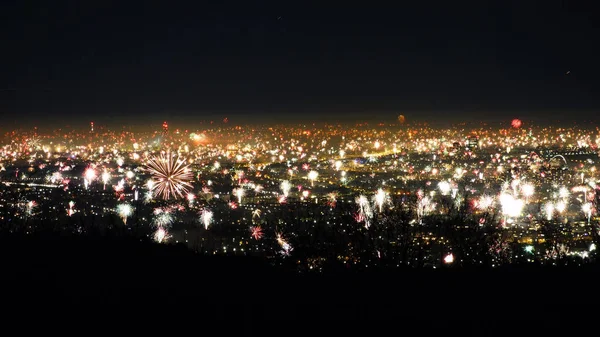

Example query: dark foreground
[1,234,597,333]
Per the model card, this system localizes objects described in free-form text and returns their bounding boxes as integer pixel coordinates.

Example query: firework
[327,192,338,207]
[25,201,36,216]
[50,171,62,184]
[68,201,75,216]
[187,192,195,206]
[280,180,291,197]
[499,193,524,219]
[235,170,244,184]
[521,183,534,202]
[200,209,213,230]
[544,202,555,221]
[84,167,96,189]
[153,212,174,228]
[333,160,343,171]
[153,227,170,243]
[126,170,135,179]
[276,232,293,256]
[555,200,567,213]
[117,204,133,224]
[84,167,96,181]
[302,190,310,199]
[438,181,451,196]
[250,226,263,240]
[144,151,193,200]
[511,118,522,129]
[233,188,245,204]
[334,160,342,171]
[582,203,593,224]
[114,179,125,193]
[356,195,373,228]
[416,190,435,223]
[443,253,454,264]
[558,186,569,199]
[308,170,318,186]
[546,243,569,260]
[477,195,494,211]
[510,179,520,195]
[373,188,389,213]
[489,238,511,263]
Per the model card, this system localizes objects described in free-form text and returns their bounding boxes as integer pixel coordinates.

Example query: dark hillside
[1,233,597,330]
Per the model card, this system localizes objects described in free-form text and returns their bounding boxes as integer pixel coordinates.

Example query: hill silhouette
[1,232,598,331]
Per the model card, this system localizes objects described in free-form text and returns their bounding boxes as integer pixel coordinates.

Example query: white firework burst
[200,209,213,230]
[153,227,170,243]
[356,195,373,228]
[373,188,389,213]
[117,203,133,224]
[144,151,194,200]
[153,212,174,228]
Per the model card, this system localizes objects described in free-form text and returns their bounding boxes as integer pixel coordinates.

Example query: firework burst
[252,209,262,224]
[276,232,293,256]
[117,203,133,224]
[83,166,96,189]
[373,188,389,213]
[101,170,111,190]
[25,200,37,216]
[200,208,213,230]
[477,195,494,211]
[356,195,373,228]
[250,226,263,240]
[153,212,174,228]
[144,151,193,200]
[233,188,245,204]
[327,192,338,207]
[153,227,170,243]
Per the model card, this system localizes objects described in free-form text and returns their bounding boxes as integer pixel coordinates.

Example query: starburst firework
[250,226,263,240]
[144,151,193,200]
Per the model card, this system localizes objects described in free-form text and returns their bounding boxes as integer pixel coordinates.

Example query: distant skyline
[4,111,600,134]
[2,1,599,127]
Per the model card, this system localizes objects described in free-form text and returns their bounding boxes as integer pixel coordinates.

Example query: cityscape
[2,118,599,272]
[3,1,600,325]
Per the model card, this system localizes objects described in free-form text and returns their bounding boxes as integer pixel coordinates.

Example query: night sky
[1,1,599,128]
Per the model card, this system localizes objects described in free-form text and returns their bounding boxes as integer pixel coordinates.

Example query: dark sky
[1,1,599,128]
